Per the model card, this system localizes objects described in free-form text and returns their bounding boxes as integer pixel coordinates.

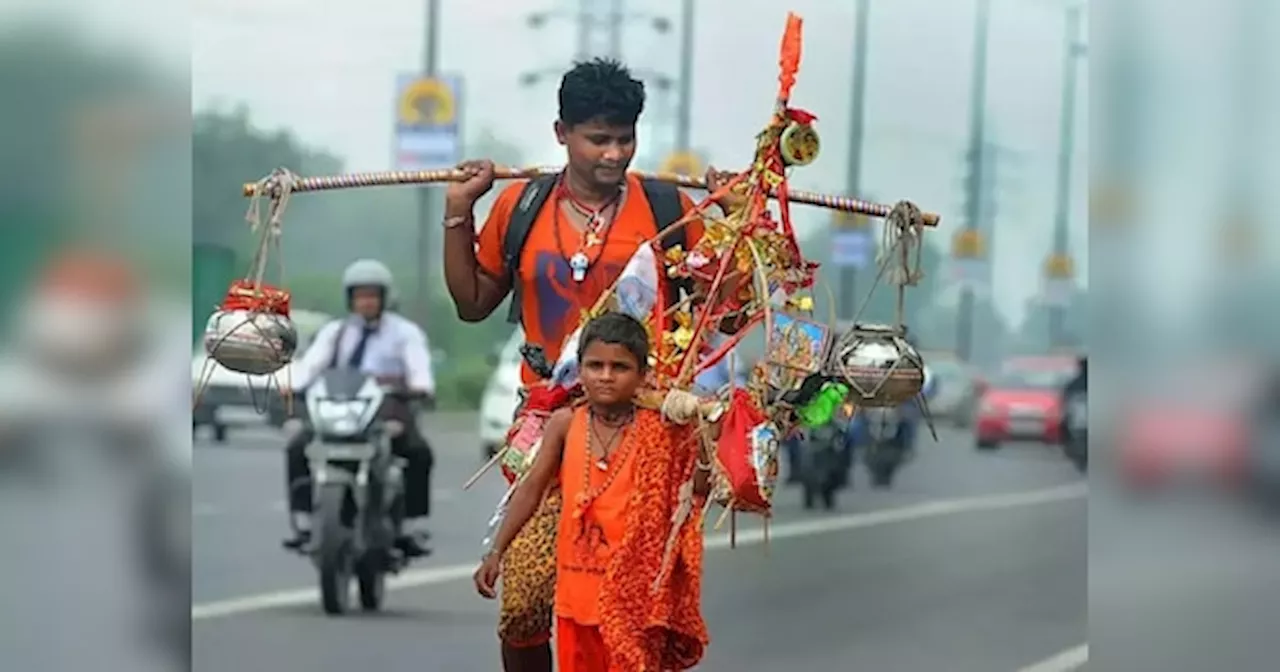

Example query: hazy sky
[187,0,1088,326]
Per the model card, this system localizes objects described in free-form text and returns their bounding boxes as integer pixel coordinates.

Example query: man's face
[556,118,636,189]
[350,286,383,319]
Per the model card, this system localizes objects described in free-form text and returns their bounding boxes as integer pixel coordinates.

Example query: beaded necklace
[570,405,636,525]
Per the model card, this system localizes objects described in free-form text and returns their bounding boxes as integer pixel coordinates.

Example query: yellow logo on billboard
[398,78,456,127]
[659,150,703,177]
[1044,252,1074,279]
[951,229,984,259]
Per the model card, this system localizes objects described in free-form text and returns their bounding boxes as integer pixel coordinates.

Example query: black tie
[347,325,375,369]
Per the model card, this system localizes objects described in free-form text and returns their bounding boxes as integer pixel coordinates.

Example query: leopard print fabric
[498,487,561,646]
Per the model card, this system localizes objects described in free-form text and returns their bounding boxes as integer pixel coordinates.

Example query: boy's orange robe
[596,408,709,670]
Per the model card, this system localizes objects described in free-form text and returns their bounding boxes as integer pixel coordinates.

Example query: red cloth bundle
[221,279,291,316]
[500,384,576,484]
[714,388,773,512]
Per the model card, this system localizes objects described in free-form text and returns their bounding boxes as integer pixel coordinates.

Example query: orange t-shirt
[475,174,704,383]
[554,406,637,626]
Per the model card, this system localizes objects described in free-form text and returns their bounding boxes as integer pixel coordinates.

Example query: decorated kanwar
[202,11,940,671]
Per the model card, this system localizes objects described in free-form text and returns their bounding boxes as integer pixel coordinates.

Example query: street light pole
[608,0,624,60]
[415,0,441,324]
[956,0,991,362]
[838,0,871,325]
[575,0,590,61]
[1047,2,1083,347]
[674,0,694,152]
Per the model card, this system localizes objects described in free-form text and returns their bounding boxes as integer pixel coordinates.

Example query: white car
[924,357,984,427]
[192,309,333,441]
[477,329,525,459]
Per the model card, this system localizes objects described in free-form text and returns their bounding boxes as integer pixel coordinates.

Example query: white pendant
[570,251,590,282]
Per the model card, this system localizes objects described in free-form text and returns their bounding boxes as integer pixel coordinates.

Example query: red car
[974,357,1079,450]
[1117,367,1257,491]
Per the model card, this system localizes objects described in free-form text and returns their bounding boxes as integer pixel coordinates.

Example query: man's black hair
[578,311,650,371]
[558,58,646,128]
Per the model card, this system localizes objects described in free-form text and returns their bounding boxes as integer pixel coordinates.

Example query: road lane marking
[1016,644,1088,671]
[195,490,461,518]
[192,482,1086,620]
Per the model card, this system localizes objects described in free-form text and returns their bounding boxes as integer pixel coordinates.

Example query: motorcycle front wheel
[356,558,386,611]
[314,485,354,615]
[864,446,901,488]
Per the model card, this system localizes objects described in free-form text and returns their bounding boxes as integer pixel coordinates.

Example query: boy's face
[580,340,644,406]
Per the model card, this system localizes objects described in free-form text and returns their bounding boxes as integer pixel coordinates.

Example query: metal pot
[203,309,297,376]
[824,323,925,408]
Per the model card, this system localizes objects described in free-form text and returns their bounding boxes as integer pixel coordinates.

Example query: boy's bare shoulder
[545,406,576,435]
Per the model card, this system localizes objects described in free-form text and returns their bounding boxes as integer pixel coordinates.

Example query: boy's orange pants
[556,617,624,672]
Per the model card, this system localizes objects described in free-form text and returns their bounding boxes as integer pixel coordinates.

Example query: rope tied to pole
[848,199,927,328]
[244,167,298,290]
[878,200,926,327]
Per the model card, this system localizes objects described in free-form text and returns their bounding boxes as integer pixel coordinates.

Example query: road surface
[192,416,1087,671]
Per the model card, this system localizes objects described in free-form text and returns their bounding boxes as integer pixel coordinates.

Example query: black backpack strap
[502,174,560,324]
[640,178,693,313]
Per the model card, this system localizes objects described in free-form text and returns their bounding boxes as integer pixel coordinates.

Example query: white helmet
[341,259,396,308]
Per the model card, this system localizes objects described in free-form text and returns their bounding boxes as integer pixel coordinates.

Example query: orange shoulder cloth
[598,407,708,671]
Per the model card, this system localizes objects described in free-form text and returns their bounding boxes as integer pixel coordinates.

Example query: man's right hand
[473,550,502,599]
[446,159,497,217]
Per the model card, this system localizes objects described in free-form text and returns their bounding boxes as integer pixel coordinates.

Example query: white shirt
[291,312,436,394]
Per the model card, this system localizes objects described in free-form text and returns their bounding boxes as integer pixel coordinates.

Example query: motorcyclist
[281,259,437,558]
[846,334,935,460]
[1059,354,1088,443]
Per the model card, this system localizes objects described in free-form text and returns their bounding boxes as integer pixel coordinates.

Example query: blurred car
[974,357,1079,450]
[478,329,525,460]
[922,355,985,426]
[1117,365,1258,492]
[1001,354,1080,376]
[192,309,333,441]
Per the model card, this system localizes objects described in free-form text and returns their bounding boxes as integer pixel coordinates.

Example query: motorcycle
[1063,392,1087,473]
[797,422,850,510]
[854,405,914,487]
[288,368,423,615]
[850,372,936,488]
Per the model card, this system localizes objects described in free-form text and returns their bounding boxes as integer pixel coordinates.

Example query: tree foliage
[192,111,526,406]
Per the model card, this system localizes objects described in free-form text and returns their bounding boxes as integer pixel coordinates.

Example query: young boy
[474,311,713,671]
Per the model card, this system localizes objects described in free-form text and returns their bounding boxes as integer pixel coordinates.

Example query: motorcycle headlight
[313,399,368,435]
[314,400,346,423]
[383,419,405,437]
